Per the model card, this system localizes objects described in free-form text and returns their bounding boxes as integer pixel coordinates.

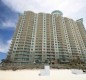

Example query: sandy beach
[0,69,86,80]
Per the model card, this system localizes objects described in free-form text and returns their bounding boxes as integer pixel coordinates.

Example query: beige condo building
[7,10,86,64]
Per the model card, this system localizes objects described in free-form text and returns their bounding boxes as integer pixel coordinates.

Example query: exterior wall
[7,11,86,64]
[76,19,86,61]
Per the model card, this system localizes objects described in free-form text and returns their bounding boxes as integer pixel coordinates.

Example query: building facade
[7,10,86,64]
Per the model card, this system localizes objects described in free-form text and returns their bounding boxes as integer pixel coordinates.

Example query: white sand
[0,69,86,80]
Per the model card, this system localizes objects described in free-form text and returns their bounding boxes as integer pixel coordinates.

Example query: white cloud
[1,20,16,28]
[2,0,86,13]
[2,0,41,13]
[0,39,11,53]
[84,22,86,30]
[2,0,86,29]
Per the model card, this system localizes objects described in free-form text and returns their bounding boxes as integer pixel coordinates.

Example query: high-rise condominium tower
[7,10,86,64]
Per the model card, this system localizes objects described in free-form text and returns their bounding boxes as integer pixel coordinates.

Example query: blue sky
[0,0,18,62]
[0,0,86,62]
